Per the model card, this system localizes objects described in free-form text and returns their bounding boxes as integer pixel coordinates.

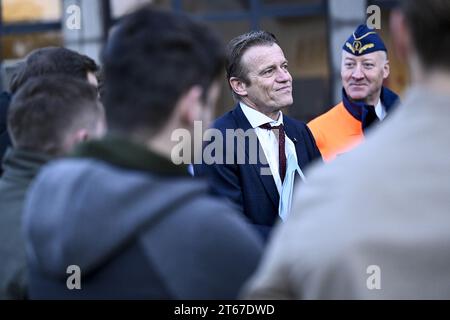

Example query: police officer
[308,24,400,162]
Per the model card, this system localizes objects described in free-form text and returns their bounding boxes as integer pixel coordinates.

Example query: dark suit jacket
[194,104,322,240]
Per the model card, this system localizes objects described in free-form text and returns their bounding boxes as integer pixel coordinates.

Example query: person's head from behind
[102,7,225,150]
[341,24,390,106]
[391,0,450,82]
[9,47,99,95]
[226,31,293,119]
[8,76,106,157]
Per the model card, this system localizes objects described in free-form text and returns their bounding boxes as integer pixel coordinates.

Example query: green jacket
[0,148,51,299]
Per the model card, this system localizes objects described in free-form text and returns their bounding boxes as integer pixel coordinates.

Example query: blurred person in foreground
[243,0,450,299]
[23,7,262,299]
[0,76,105,299]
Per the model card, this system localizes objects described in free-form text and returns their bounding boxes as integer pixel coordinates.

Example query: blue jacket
[195,105,322,240]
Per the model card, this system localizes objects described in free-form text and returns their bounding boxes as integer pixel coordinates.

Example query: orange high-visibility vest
[308,102,364,162]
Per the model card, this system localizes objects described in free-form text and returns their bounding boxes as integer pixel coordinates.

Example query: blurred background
[0,0,408,121]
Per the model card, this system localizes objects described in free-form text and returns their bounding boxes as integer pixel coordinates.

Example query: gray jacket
[0,148,51,299]
[23,138,263,299]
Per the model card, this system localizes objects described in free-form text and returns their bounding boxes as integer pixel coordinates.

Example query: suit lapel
[284,117,306,169]
[231,105,279,208]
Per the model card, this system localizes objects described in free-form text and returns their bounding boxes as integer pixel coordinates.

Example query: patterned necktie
[260,123,286,182]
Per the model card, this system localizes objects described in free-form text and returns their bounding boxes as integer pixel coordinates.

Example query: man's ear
[178,85,203,126]
[390,9,411,63]
[72,129,89,145]
[62,128,89,154]
[383,59,390,79]
[229,77,248,97]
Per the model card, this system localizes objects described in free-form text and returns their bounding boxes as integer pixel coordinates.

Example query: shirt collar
[240,102,284,128]
[374,99,386,121]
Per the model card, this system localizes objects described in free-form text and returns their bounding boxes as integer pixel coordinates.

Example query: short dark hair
[8,76,103,156]
[9,47,98,94]
[400,0,450,70]
[101,7,225,139]
[226,30,278,99]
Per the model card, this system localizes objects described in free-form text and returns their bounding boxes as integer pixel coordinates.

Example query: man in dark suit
[195,31,321,240]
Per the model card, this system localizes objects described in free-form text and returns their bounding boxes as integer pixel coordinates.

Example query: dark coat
[0,92,12,176]
[0,148,51,299]
[194,105,322,240]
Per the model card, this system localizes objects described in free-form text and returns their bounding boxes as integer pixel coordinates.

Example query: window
[1,0,64,90]
[110,0,171,18]
[182,0,249,14]
[261,15,329,121]
[2,0,61,23]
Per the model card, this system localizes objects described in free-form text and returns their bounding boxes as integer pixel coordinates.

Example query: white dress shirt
[240,102,297,195]
[375,99,387,121]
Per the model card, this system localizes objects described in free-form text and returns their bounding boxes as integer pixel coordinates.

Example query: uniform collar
[342,86,400,122]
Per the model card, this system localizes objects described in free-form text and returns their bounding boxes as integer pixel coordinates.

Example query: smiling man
[195,31,321,240]
[308,24,400,162]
